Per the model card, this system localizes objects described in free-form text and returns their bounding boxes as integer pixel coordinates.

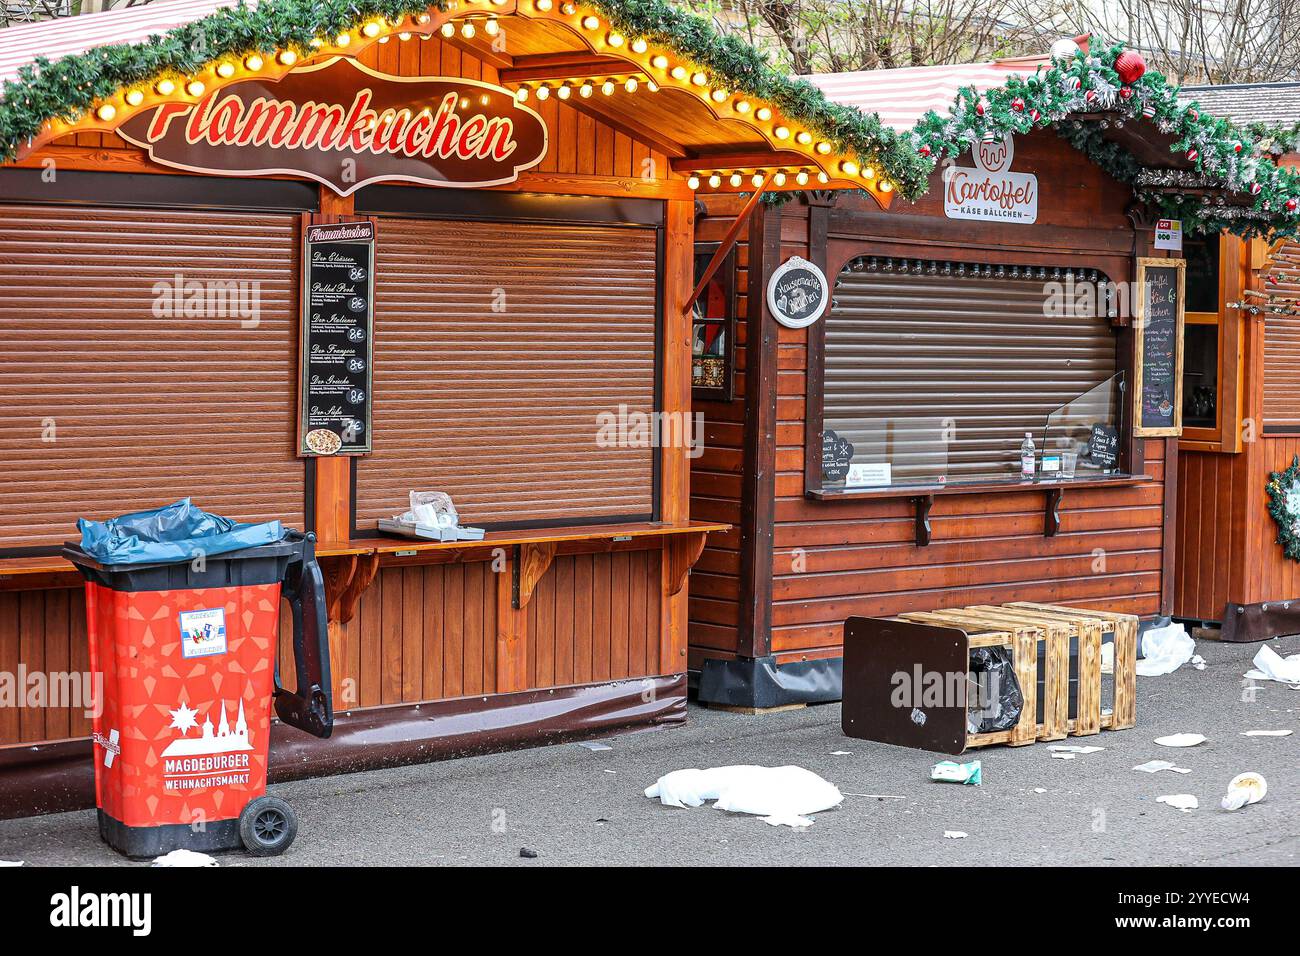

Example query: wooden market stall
[688,45,1300,706]
[1171,83,1300,641]
[0,0,909,816]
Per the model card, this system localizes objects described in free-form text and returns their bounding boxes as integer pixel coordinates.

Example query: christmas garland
[1247,121,1300,159]
[911,43,1300,239]
[1266,455,1300,561]
[0,0,928,198]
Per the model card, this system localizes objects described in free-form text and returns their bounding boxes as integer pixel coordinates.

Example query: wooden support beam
[666,531,708,597]
[683,183,768,317]
[1045,487,1063,537]
[913,494,934,547]
[512,541,557,609]
[497,553,528,693]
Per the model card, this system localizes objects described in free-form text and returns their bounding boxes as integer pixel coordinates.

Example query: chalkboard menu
[1088,423,1120,469]
[299,221,375,456]
[822,429,855,483]
[1134,257,1185,437]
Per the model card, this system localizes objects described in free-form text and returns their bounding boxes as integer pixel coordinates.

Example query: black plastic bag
[966,646,1024,734]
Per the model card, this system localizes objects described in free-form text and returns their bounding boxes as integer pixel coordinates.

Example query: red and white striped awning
[0,0,241,87]
[806,54,1054,131]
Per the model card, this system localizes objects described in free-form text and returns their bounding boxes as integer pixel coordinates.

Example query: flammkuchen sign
[116,57,549,195]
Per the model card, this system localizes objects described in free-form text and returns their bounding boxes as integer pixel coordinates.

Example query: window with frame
[691,243,736,401]
[1182,235,1225,435]
[818,256,1124,490]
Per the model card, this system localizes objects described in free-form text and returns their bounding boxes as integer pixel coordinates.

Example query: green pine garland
[1248,120,1300,159]
[1266,455,1300,561]
[912,42,1300,239]
[0,0,929,198]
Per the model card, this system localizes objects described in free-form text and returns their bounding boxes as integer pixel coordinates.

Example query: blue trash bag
[77,498,284,566]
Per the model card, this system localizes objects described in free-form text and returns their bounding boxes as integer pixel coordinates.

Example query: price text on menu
[1134,258,1185,437]
[299,220,375,455]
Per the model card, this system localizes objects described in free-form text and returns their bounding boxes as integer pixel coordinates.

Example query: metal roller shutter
[0,204,305,551]
[356,217,658,528]
[1263,241,1300,430]
[824,259,1118,482]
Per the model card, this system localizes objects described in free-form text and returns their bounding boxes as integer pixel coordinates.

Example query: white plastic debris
[1244,645,1300,684]
[0,860,23,867]
[1051,752,1077,760]
[1033,788,1047,793]
[943,830,967,839]
[1220,772,1267,811]
[1049,745,1104,754]
[1136,623,1196,676]
[761,814,814,829]
[829,750,853,756]
[644,766,843,822]
[1190,655,1207,670]
[152,848,218,867]
[1154,733,1207,748]
[1133,760,1192,774]
[1156,793,1199,812]
[576,741,613,751]
[1241,729,1293,737]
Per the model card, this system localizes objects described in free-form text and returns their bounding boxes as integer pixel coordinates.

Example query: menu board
[1088,423,1120,469]
[1133,257,1185,437]
[822,429,855,483]
[299,220,375,456]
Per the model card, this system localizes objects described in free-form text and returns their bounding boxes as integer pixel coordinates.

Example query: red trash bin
[64,530,332,858]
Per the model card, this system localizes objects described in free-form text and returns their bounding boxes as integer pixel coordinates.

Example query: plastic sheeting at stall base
[78,498,284,566]
[1136,623,1196,676]
[966,647,1024,734]
[1245,645,1300,684]
[644,766,844,822]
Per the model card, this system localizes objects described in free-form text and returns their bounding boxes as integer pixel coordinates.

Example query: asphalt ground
[0,633,1295,867]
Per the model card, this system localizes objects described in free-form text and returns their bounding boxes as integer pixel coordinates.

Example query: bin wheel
[239,796,298,857]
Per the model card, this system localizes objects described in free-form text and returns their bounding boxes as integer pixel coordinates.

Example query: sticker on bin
[178,608,228,659]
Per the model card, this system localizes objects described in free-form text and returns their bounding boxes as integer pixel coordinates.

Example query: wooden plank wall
[690,131,1174,668]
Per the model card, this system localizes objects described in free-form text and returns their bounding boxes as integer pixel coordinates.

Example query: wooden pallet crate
[841,602,1138,754]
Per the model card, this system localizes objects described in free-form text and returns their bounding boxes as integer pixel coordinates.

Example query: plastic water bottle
[1020,432,1036,478]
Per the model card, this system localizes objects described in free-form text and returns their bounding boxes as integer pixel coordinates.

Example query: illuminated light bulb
[670,66,687,80]
[601,80,615,95]
[579,82,593,98]
[491,0,507,6]
[631,38,647,54]
[399,32,411,40]
[841,160,859,176]
[582,15,599,29]
[880,181,894,193]
[484,18,500,36]
[277,50,297,65]
[862,166,876,179]
[652,54,668,69]
[460,97,470,109]
[729,172,742,187]
[124,89,144,106]
[708,174,721,188]
[774,171,787,186]
[95,103,116,121]
[755,106,771,121]
[817,171,829,183]
[624,77,638,93]
[461,21,475,38]
[815,141,831,154]
[557,83,572,99]
[362,21,382,37]
[796,131,812,144]
[687,175,701,190]
[795,171,809,185]
[734,99,750,113]
[647,81,658,92]
[335,32,351,45]
[535,0,552,9]
[155,79,176,95]
[310,37,324,48]
[515,87,529,102]
[378,36,389,44]
[774,125,789,139]
[751,173,764,187]
[244,54,263,70]
[441,23,455,37]
[710,89,726,102]
[216,62,235,78]
[690,72,707,86]
[607,32,624,47]
[186,79,205,96]
[561,1,576,13]
[536,84,551,100]
[417,12,431,22]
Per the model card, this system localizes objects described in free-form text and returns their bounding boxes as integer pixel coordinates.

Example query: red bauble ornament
[1011,97,1024,112]
[975,101,985,115]
[1119,86,1133,100]
[1287,198,1299,212]
[1186,148,1199,161]
[1029,108,1041,122]
[919,144,931,157]
[1085,89,1098,103]
[1251,183,1263,195]
[1234,142,1243,153]
[1114,50,1146,84]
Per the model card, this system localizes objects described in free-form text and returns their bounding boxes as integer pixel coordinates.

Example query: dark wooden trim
[913,495,934,547]
[353,185,664,225]
[803,197,831,496]
[0,168,319,211]
[736,200,782,659]
[808,474,1154,501]
[1160,436,1179,616]
[1045,487,1063,537]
